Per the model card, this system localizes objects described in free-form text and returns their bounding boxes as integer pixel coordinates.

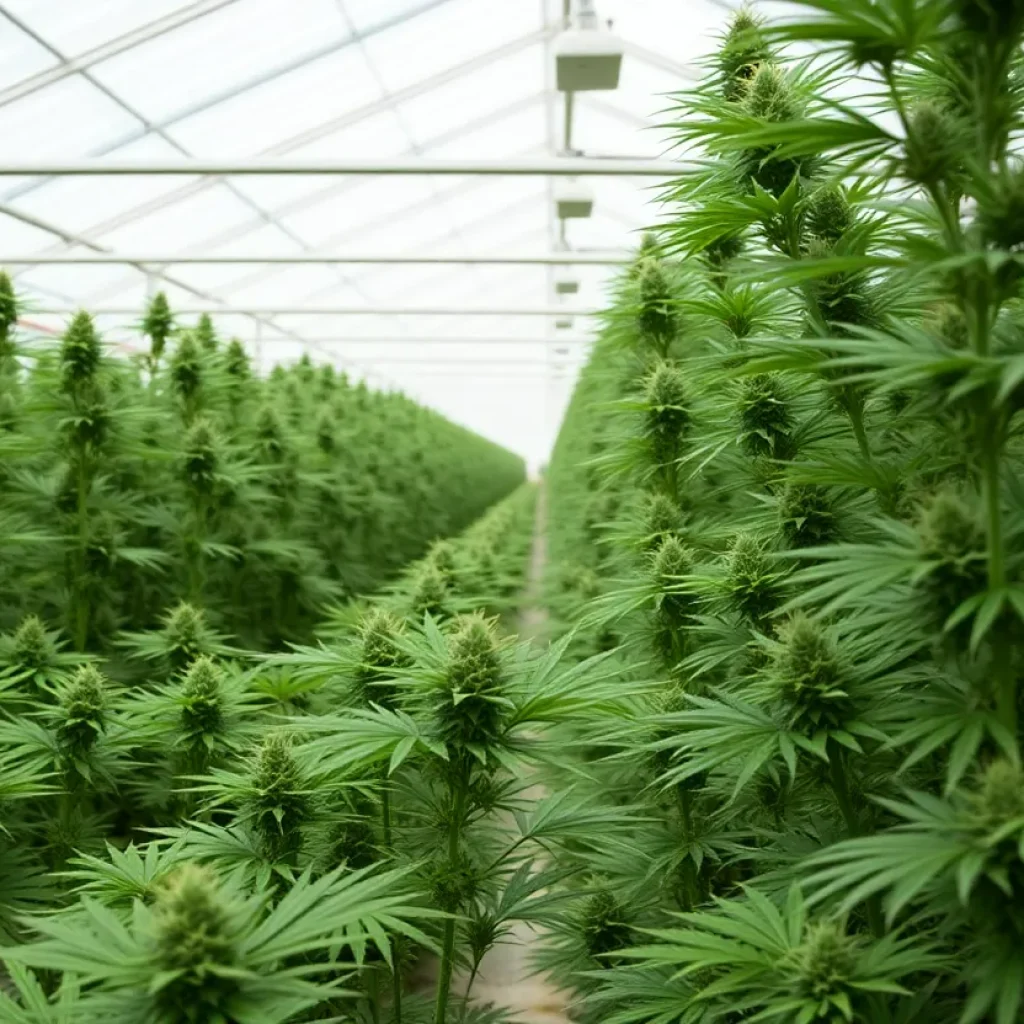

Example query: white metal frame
[1,251,629,266]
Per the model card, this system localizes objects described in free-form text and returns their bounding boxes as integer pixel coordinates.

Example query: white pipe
[0,157,687,177]
[26,306,603,316]
[2,251,629,266]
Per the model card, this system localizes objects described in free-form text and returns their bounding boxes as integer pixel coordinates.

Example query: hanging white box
[555,317,574,329]
[554,27,624,91]
[555,179,593,219]
[555,276,580,295]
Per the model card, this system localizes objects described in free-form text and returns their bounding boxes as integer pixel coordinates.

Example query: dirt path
[453,483,573,1023]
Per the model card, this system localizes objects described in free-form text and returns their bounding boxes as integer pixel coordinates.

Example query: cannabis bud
[435,615,506,755]
[163,602,209,672]
[915,490,987,631]
[408,562,450,618]
[805,186,851,245]
[195,312,218,352]
[223,339,251,381]
[636,257,679,355]
[255,404,287,461]
[180,655,224,745]
[151,864,240,1013]
[60,312,102,387]
[718,9,773,102]
[902,102,965,188]
[643,361,692,466]
[740,63,805,195]
[142,292,174,362]
[737,373,794,460]
[971,760,1024,831]
[11,614,55,671]
[639,491,683,550]
[925,302,969,350]
[788,922,860,1005]
[249,733,311,861]
[771,615,850,731]
[429,854,480,912]
[779,482,838,548]
[170,331,203,403]
[579,890,633,961]
[354,606,408,706]
[650,535,695,625]
[56,664,107,759]
[726,533,782,624]
[181,418,220,495]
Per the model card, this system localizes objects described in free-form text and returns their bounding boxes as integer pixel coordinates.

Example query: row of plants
[539,1,1024,1021]
[0,481,578,1022]
[0,281,525,652]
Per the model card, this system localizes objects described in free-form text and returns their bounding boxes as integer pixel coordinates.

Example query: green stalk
[74,457,89,652]
[433,780,466,1024]
[381,777,402,1024]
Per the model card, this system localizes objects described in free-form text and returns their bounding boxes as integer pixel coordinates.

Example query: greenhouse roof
[0,0,727,469]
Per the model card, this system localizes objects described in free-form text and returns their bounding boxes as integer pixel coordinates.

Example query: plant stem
[433,780,466,1024]
[74,458,89,651]
[381,775,402,1024]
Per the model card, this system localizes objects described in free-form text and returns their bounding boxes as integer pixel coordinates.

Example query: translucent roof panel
[1,0,730,470]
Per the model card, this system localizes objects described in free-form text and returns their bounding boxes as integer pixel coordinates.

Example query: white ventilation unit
[554,1,623,92]
[555,179,593,219]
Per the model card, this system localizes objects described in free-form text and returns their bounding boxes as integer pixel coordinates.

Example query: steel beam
[1,251,628,266]
[0,157,686,177]
[0,0,243,108]
[619,38,701,81]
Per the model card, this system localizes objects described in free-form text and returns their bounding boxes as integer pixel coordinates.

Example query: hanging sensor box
[555,179,593,219]
[555,276,580,295]
[555,317,574,329]
[554,26,624,91]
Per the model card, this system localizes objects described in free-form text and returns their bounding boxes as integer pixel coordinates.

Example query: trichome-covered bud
[771,615,850,731]
[639,491,683,550]
[636,257,679,354]
[806,237,875,331]
[170,331,203,404]
[436,615,506,755]
[740,63,805,195]
[195,313,217,352]
[925,302,969,349]
[408,562,450,618]
[249,733,311,861]
[788,922,860,1007]
[56,664,107,760]
[255,404,287,461]
[579,890,633,961]
[702,233,745,280]
[970,760,1024,831]
[60,312,102,387]
[778,482,838,548]
[163,602,209,673]
[737,373,794,460]
[650,535,695,625]
[151,864,240,1013]
[180,655,224,746]
[11,614,56,671]
[223,339,251,381]
[726,533,782,625]
[354,606,408,706]
[325,817,377,870]
[915,490,987,630]
[180,417,220,495]
[429,854,481,912]
[142,292,174,363]
[805,185,851,245]
[643,361,692,466]
[718,8,773,102]
[902,102,965,188]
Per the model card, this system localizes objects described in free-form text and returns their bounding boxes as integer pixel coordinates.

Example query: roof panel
[0,16,59,90]
[88,0,347,121]
[168,46,383,156]
[2,0,200,57]
[359,0,540,94]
